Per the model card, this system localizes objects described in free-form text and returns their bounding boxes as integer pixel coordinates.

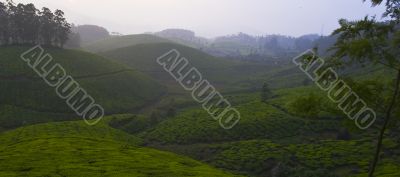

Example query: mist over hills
[1,0,397,175]
[74,25,332,59]
[154,29,323,58]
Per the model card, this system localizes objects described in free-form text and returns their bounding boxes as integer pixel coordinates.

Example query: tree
[264,36,279,51]
[330,0,400,176]
[295,37,314,51]
[6,0,17,44]
[0,1,71,47]
[149,111,162,125]
[39,7,55,46]
[288,93,323,118]
[166,107,177,117]
[65,32,81,48]
[54,9,71,47]
[0,2,8,45]
[261,83,273,102]
[21,3,40,44]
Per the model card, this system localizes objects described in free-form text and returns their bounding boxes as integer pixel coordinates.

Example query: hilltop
[0,116,239,177]
[0,46,166,131]
[83,34,171,53]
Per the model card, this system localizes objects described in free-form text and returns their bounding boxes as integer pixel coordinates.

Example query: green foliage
[288,92,323,118]
[332,16,399,70]
[108,114,152,134]
[0,104,73,132]
[149,111,163,125]
[345,78,390,113]
[331,1,400,176]
[166,107,177,117]
[0,46,166,130]
[101,42,301,94]
[165,138,399,177]
[0,1,71,47]
[0,116,239,177]
[260,82,273,102]
[142,99,342,144]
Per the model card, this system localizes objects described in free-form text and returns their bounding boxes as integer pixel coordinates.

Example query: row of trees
[0,0,71,47]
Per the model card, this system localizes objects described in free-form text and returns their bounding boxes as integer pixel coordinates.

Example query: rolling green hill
[83,34,172,53]
[101,42,292,94]
[0,116,239,177]
[139,98,342,145]
[0,46,166,130]
[1,36,395,177]
[155,138,400,177]
[132,88,399,177]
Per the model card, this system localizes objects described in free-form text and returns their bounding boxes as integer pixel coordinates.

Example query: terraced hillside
[155,138,400,177]
[101,43,297,93]
[139,95,342,145]
[129,87,400,177]
[0,46,166,130]
[110,66,396,177]
[0,116,239,177]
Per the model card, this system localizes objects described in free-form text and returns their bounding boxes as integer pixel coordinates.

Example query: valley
[0,1,399,176]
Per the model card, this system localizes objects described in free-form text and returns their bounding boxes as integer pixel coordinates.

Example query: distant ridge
[83,34,171,53]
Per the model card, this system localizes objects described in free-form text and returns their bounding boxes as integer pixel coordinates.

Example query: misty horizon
[12,0,386,38]
[1,1,400,177]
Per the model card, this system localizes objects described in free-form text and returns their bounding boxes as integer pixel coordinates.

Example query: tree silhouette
[0,2,8,45]
[261,83,273,103]
[330,0,400,176]
[54,10,71,47]
[0,1,71,47]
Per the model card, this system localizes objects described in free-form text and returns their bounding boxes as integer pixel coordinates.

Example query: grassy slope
[136,89,399,177]
[132,65,398,176]
[158,138,399,177]
[101,43,292,93]
[92,40,318,112]
[83,34,172,53]
[0,46,166,130]
[120,61,393,145]
[1,42,396,177]
[0,115,239,177]
[140,98,341,145]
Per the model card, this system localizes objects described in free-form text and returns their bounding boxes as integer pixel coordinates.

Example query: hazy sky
[13,0,386,38]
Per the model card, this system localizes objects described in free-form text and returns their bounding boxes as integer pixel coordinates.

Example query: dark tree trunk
[368,69,400,177]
